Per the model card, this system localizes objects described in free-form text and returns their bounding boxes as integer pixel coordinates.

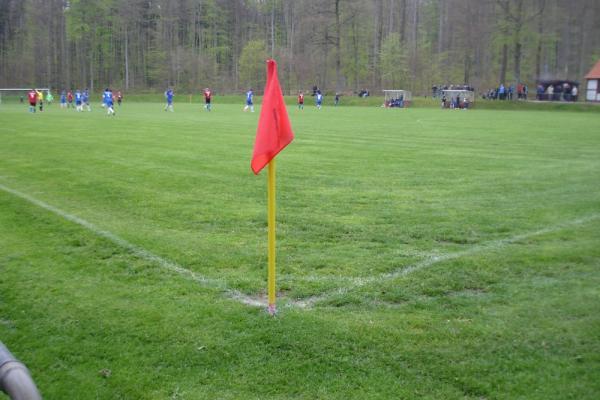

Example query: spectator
[563,82,571,101]
[553,84,562,101]
[546,84,554,100]
[499,84,506,100]
[537,84,545,100]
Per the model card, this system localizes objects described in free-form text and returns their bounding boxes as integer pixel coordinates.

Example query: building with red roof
[585,60,600,102]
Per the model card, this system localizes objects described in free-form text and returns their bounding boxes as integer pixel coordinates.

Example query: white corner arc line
[0,183,267,308]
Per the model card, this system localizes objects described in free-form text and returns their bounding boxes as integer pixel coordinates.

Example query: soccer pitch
[1,102,599,398]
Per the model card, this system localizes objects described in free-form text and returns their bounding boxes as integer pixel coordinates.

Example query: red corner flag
[251,59,294,174]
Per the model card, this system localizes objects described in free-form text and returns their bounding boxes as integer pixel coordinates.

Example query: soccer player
[164,88,174,112]
[298,91,304,110]
[36,89,44,112]
[334,92,340,106]
[27,89,37,113]
[103,88,115,115]
[60,90,67,108]
[316,90,323,109]
[67,90,74,109]
[83,89,91,111]
[74,89,83,112]
[203,88,212,111]
[116,90,123,106]
[243,88,254,112]
[46,90,54,104]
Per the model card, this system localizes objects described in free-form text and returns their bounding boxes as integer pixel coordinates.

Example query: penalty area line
[0,182,267,308]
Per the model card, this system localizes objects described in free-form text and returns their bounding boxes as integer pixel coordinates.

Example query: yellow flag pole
[267,159,277,315]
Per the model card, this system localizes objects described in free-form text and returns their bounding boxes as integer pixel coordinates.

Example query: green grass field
[1,101,599,399]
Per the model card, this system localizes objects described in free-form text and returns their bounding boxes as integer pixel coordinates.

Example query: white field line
[0,183,265,308]
[280,249,446,284]
[3,182,598,310]
[293,213,600,308]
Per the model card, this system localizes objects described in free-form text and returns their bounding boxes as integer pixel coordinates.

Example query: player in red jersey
[27,89,37,113]
[67,90,74,108]
[297,91,304,110]
[203,88,212,111]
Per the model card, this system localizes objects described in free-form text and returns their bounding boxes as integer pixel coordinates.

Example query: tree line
[1,0,599,95]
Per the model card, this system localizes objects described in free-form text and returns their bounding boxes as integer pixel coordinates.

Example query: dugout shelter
[383,90,412,108]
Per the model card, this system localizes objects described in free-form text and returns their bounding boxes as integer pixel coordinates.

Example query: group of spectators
[535,82,578,102]
[483,83,529,100]
[483,81,579,102]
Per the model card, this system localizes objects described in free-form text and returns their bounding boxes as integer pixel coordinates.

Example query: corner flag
[251,59,294,316]
[251,59,294,174]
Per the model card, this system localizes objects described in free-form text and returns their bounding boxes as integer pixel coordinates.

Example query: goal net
[383,90,412,108]
[440,89,475,108]
[0,88,50,104]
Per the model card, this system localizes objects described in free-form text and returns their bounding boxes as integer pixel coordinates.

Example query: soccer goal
[383,90,412,108]
[440,89,475,109]
[0,88,50,104]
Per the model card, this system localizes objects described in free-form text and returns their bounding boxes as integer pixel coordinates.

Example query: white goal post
[440,89,475,109]
[440,89,475,102]
[0,88,50,104]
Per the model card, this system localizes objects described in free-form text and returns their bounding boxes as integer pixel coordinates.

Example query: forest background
[1,0,599,95]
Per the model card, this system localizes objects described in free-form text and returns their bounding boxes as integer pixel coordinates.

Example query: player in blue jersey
[82,89,91,111]
[243,88,254,112]
[316,90,323,109]
[74,90,83,112]
[60,90,67,108]
[164,88,174,112]
[103,88,115,115]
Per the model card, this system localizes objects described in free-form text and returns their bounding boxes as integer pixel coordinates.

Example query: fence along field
[1,102,599,398]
